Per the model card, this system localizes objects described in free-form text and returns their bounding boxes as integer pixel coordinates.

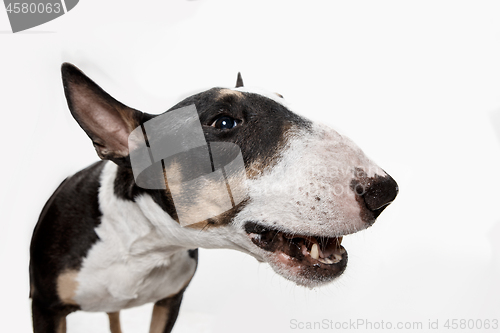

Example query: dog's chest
[72,162,197,312]
[74,243,195,312]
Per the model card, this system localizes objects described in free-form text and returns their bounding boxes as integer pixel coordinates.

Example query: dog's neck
[98,161,248,257]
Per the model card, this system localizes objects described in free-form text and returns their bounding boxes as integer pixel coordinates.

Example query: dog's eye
[211,116,239,130]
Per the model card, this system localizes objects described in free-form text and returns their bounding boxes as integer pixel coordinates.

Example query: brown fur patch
[56,316,67,333]
[245,160,270,179]
[217,89,243,99]
[56,270,79,305]
[184,201,247,230]
[162,156,246,229]
[149,304,168,333]
[107,312,122,333]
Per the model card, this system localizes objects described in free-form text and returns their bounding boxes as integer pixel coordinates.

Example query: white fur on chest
[73,162,197,312]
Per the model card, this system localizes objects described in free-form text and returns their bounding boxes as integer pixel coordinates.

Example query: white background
[1,0,499,332]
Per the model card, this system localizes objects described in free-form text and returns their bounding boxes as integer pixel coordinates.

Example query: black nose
[362,175,398,217]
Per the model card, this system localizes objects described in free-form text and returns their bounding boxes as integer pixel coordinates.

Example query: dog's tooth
[310,243,319,260]
[318,257,334,265]
[317,253,344,265]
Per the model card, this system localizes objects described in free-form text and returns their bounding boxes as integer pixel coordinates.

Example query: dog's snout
[362,175,398,216]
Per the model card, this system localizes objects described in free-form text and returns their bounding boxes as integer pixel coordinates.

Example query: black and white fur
[29,64,398,333]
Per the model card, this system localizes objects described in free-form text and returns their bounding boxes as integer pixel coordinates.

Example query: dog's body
[30,64,398,333]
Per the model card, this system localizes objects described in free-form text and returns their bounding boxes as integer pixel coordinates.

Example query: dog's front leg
[149,290,184,333]
[107,312,122,333]
[31,299,69,333]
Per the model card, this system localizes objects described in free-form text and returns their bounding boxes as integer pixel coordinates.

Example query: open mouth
[244,221,348,284]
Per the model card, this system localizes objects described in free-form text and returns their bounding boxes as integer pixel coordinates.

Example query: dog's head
[62,63,397,287]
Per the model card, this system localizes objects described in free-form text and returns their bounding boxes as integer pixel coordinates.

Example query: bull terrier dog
[29,63,398,333]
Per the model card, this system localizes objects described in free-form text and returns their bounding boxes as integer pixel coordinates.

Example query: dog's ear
[61,63,143,164]
[235,72,244,88]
